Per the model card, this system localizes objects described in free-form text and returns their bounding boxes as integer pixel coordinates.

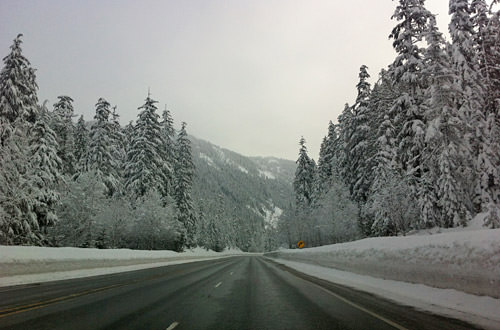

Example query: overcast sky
[0,0,450,161]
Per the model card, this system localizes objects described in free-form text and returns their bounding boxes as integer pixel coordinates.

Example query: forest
[1,0,499,252]
[281,0,500,248]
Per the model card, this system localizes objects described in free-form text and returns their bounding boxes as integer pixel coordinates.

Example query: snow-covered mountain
[189,136,295,233]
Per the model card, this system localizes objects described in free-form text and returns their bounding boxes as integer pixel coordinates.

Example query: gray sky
[0,0,450,161]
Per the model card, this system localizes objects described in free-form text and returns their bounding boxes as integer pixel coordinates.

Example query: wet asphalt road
[0,256,479,330]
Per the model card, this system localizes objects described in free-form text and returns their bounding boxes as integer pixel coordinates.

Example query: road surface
[0,256,479,330]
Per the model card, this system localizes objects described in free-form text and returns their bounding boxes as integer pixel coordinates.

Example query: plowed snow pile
[267,218,500,298]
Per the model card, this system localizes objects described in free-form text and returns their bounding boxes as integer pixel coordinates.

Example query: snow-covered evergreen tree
[449,0,488,213]
[52,96,76,175]
[348,65,374,203]
[27,104,63,239]
[0,34,38,126]
[293,137,316,208]
[85,98,120,196]
[109,106,125,192]
[421,15,470,228]
[74,115,88,172]
[160,106,176,198]
[174,121,196,248]
[0,34,41,244]
[124,93,168,199]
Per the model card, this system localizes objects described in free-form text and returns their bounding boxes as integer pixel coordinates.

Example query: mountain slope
[189,136,295,250]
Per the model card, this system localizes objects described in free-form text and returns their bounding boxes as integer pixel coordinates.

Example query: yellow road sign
[297,240,305,249]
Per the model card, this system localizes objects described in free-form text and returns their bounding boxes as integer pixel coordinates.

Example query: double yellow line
[0,260,215,319]
[0,283,124,318]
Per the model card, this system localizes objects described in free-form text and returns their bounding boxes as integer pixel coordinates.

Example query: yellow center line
[0,266,194,319]
[0,283,124,318]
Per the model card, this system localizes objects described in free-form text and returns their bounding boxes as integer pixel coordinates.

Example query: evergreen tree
[124,93,167,199]
[174,122,196,248]
[85,98,119,196]
[74,115,88,171]
[52,95,76,175]
[0,121,32,244]
[0,34,38,126]
[28,104,63,239]
[449,0,488,212]
[160,106,176,198]
[109,106,125,192]
[348,65,374,203]
[293,137,316,208]
[422,15,469,228]
[336,103,354,191]
[388,0,434,229]
[0,34,40,244]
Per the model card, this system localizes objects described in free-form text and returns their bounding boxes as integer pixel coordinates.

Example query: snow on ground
[237,165,249,174]
[266,215,500,329]
[263,204,283,229]
[0,246,246,287]
[258,169,276,179]
[199,152,219,169]
[270,259,500,330]
[266,227,500,298]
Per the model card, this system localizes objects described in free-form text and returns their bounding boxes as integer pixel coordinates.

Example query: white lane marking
[166,321,179,330]
[230,272,234,276]
[215,281,222,288]
[264,257,408,330]
[312,283,408,330]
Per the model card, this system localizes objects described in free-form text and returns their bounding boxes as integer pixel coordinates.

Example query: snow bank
[270,259,500,330]
[0,246,245,286]
[265,228,500,298]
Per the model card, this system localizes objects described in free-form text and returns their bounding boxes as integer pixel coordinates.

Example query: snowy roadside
[269,258,500,330]
[264,220,500,329]
[265,227,500,298]
[0,246,248,287]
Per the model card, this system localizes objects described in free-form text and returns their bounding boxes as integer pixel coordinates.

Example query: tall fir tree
[348,65,374,203]
[85,98,119,196]
[388,0,434,229]
[74,115,88,171]
[27,103,63,241]
[293,137,316,208]
[174,122,196,248]
[124,93,167,199]
[52,96,76,175]
[160,106,176,198]
[449,0,488,213]
[0,34,40,244]
[0,34,38,126]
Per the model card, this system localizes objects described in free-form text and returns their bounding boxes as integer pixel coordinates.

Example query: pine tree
[52,96,76,175]
[124,93,167,199]
[293,137,316,208]
[74,115,88,171]
[160,106,176,198]
[421,15,469,228]
[348,65,374,203]
[449,0,488,213]
[317,120,341,197]
[0,34,41,244]
[85,98,119,196]
[28,104,63,239]
[109,106,125,192]
[336,103,354,191]
[0,34,38,126]
[316,136,330,195]
[0,120,32,244]
[471,0,500,226]
[174,122,196,248]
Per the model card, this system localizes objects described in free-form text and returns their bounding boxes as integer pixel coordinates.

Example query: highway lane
[0,256,479,330]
